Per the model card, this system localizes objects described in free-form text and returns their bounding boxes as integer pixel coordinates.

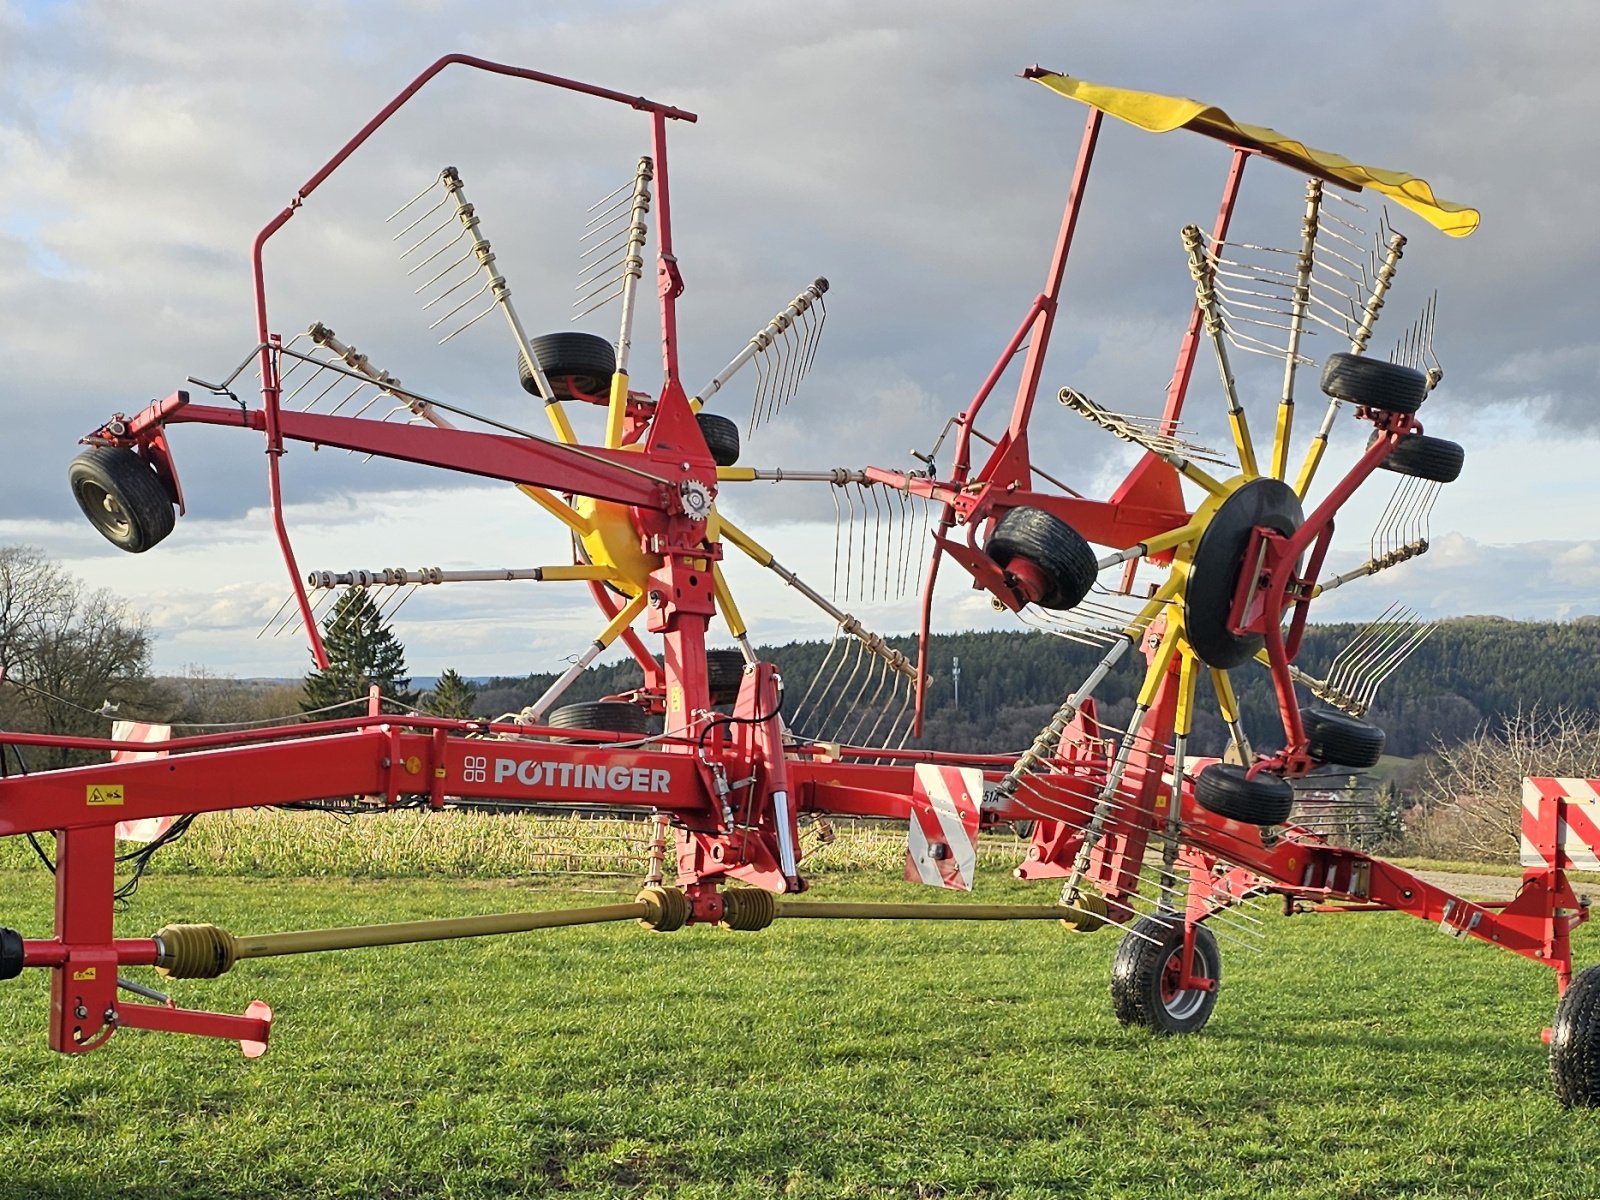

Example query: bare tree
[1408,707,1600,863]
[0,545,160,768]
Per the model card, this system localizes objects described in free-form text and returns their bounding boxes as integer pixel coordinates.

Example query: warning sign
[86,784,124,807]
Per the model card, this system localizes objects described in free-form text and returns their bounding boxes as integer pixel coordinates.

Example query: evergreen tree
[424,668,478,719]
[302,588,417,713]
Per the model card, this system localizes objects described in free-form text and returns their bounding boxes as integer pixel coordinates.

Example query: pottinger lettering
[490,757,671,794]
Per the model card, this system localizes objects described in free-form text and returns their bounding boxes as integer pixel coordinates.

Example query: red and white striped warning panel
[906,764,982,891]
[1521,776,1600,871]
[110,720,176,844]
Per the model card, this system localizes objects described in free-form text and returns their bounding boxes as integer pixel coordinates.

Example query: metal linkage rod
[718,516,915,681]
[1312,538,1428,595]
[519,593,650,723]
[306,566,580,588]
[1184,224,1257,476]
[774,902,1105,921]
[1272,179,1323,480]
[429,167,577,444]
[156,902,653,976]
[1059,388,1231,494]
[691,279,829,426]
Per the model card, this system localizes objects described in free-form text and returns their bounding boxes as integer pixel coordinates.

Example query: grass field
[5,854,1600,1200]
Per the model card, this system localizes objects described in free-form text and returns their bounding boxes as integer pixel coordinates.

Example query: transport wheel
[984,507,1097,611]
[706,649,747,706]
[546,701,652,741]
[67,446,175,553]
[1552,965,1600,1106]
[1183,478,1302,669]
[518,332,616,400]
[1111,915,1221,1035]
[1194,763,1295,825]
[696,412,741,467]
[1301,706,1386,769]
[1371,432,1465,484]
[1320,352,1428,414]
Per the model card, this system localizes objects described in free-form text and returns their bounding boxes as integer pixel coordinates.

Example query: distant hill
[472,619,1600,759]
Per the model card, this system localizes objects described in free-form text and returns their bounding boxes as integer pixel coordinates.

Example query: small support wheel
[1111,915,1221,1035]
[1321,353,1428,414]
[68,446,176,553]
[546,700,653,741]
[518,332,616,400]
[1374,433,1465,484]
[706,649,747,706]
[1194,763,1295,825]
[696,412,741,467]
[1301,706,1386,768]
[984,507,1097,611]
[1551,965,1600,1106]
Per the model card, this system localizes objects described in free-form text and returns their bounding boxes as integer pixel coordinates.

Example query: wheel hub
[1182,477,1303,669]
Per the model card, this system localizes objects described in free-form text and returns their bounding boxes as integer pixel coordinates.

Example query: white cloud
[3,1,1599,681]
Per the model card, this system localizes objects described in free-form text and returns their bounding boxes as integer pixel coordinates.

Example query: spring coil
[718,887,777,932]
[154,923,239,979]
[635,886,690,932]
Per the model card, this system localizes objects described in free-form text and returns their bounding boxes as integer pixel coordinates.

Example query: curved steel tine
[776,320,798,411]
[856,484,872,603]
[840,484,856,602]
[749,347,770,436]
[399,212,460,261]
[439,303,498,345]
[390,193,451,243]
[868,484,884,603]
[842,655,890,744]
[406,228,470,280]
[790,627,843,727]
[858,668,905,749]
[818,639,869,735]
[387,174,445,224]
[427,278,492,333]
[838,473,851,598]
[256,591,297,640]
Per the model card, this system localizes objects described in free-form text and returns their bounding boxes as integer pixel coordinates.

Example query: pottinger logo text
[488,757,672,794]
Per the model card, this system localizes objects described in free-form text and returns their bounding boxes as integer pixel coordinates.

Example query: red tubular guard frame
[241,56,696,667]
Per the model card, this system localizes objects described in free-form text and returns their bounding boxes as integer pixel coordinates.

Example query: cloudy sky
[1,1,1596,682]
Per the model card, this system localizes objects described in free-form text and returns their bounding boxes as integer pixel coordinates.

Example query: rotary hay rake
[8,56,1600,1105]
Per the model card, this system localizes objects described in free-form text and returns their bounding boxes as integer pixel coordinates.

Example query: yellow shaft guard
[1030,72,1479,237]
[605,371,629,449]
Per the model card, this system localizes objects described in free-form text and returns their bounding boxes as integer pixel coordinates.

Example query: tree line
[5,538,1600,770]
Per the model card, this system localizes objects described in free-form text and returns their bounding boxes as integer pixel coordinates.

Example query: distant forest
[472,617,1600,760]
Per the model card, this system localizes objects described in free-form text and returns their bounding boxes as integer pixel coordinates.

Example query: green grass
[3,865,1600,1199]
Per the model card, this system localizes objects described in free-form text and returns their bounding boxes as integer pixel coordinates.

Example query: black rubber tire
[518,332,616,400]
[1111,914,1221,1035]
[1320,352,1428,414]
[1371,432,1465,484]
[1011,820,1038,839]
[545,701,651,741]
[1194,763,1295,826]
[1183,478,1303,669]
[696,412,740,468]
[67,446,176,554]
[985,507,1097,611]
[706,649,747,706]
[1301,706,1386,768]
[1552,964,1600,1106]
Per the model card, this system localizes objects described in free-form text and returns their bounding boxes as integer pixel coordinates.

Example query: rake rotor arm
[105,392,674,511]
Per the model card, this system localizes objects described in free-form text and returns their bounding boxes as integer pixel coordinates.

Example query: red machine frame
[5,57,1592,1100]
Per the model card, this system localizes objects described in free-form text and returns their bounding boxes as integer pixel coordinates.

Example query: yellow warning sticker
[72,967,97,981]
[86,784,124,807]
[667,684,684,713]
